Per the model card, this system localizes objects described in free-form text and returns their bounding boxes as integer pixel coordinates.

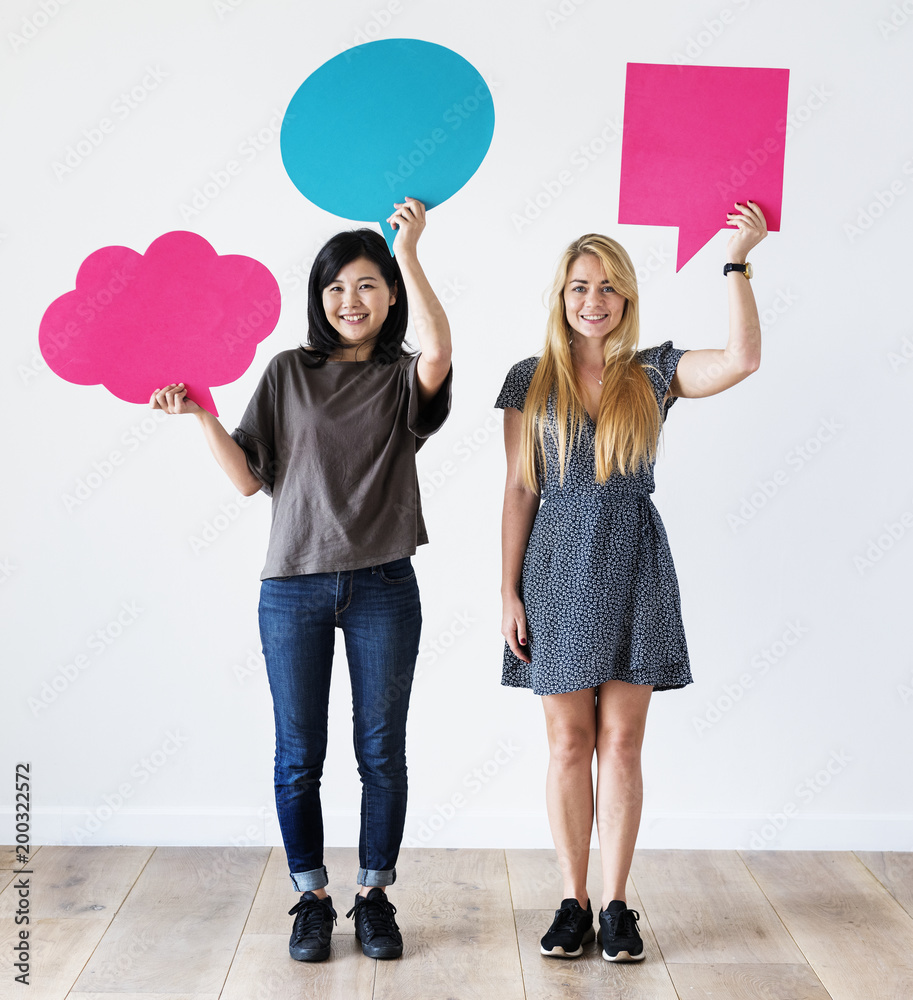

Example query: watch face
[745,262,753,279]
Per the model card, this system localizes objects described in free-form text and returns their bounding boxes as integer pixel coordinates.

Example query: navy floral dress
[495,341,693,696]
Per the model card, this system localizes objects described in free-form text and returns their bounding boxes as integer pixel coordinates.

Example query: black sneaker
[539,897,595,957]
[288,891,337,962]
[598,900,645,962]
[346,888,403,959]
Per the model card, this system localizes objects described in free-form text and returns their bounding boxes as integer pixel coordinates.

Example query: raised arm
[670,200,768,399]
[500,406,541,664]
[386,198,452,406]
[150,384,263,496]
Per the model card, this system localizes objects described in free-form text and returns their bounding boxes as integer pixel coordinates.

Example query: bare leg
[594,680,652,908]
[541,688,598,906]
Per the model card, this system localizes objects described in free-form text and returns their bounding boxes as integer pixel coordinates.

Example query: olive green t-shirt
[231,349,452,579]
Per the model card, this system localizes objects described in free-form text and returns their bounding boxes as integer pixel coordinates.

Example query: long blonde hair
[520,234,661,489]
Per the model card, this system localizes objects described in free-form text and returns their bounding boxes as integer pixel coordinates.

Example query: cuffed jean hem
[357,867,396,887]
[290,866,329,892]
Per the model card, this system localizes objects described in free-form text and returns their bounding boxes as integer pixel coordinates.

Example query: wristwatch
[723,262,753,279]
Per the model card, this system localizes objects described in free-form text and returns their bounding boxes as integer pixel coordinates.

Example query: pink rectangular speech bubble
[619,62,790,270]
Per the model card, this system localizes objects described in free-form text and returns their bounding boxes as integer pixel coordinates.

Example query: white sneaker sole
[602,947,645,962]
[540,925,595,957]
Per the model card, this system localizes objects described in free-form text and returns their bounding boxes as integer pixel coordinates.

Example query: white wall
[4,0,912,853]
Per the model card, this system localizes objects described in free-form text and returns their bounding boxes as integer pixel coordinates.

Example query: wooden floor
[2,845,912,999]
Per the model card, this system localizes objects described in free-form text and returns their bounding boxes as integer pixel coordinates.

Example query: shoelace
[606,907,640,937]
[552,903,585,931]
[346,894,399,941]
[288,896,336,940]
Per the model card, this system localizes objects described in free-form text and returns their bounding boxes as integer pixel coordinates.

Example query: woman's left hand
[387,197,426,257]
[725,199,768,262]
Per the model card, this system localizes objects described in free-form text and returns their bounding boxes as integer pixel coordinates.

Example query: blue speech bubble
[281,38,495,251]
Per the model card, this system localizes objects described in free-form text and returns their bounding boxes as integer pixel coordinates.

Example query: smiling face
[321,256,397,354]
[563,253,627,343]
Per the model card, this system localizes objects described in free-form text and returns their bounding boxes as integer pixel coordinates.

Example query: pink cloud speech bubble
[619,63,790,271]
[39,231,281,416]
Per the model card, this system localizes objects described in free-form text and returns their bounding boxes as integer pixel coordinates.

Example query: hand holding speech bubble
[280,38,495,252]
[39,231,280,416]
[619,63,789,270]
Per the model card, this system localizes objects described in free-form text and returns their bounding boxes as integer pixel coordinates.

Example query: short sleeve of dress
[405,353,453,444]
[231,360,278,497]
[495,356,540,411]
[636,340,688,422]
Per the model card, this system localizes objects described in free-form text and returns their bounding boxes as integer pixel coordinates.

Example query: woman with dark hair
[151,198,451,962]
[497,202,767,963]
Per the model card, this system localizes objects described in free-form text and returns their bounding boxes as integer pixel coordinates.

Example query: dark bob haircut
[301,228,410,366]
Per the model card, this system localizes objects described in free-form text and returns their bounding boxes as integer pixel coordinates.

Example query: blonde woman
[496,202,767,962]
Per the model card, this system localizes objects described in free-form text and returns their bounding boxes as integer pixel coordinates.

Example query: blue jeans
[258,558,421,892]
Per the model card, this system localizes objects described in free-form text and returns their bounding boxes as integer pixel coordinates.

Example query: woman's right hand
[501,592,531,664]
[150,383,202,415]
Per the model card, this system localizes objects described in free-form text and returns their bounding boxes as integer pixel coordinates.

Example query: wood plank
[742,850,913,999]
[666,963,833,999]
[505,847,629,910]
[631,850,805,964]
[8,846,152,920]
[855,851,913,919]
[514,884,680,1000]
[0,847,152,998]
[69,995,217,999]
[220,934,375,999]
[0,917,113,1000]
[244,846,359,936]
[74,845,269,995]
[372,848,525,1000]
[0,844,37,869]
